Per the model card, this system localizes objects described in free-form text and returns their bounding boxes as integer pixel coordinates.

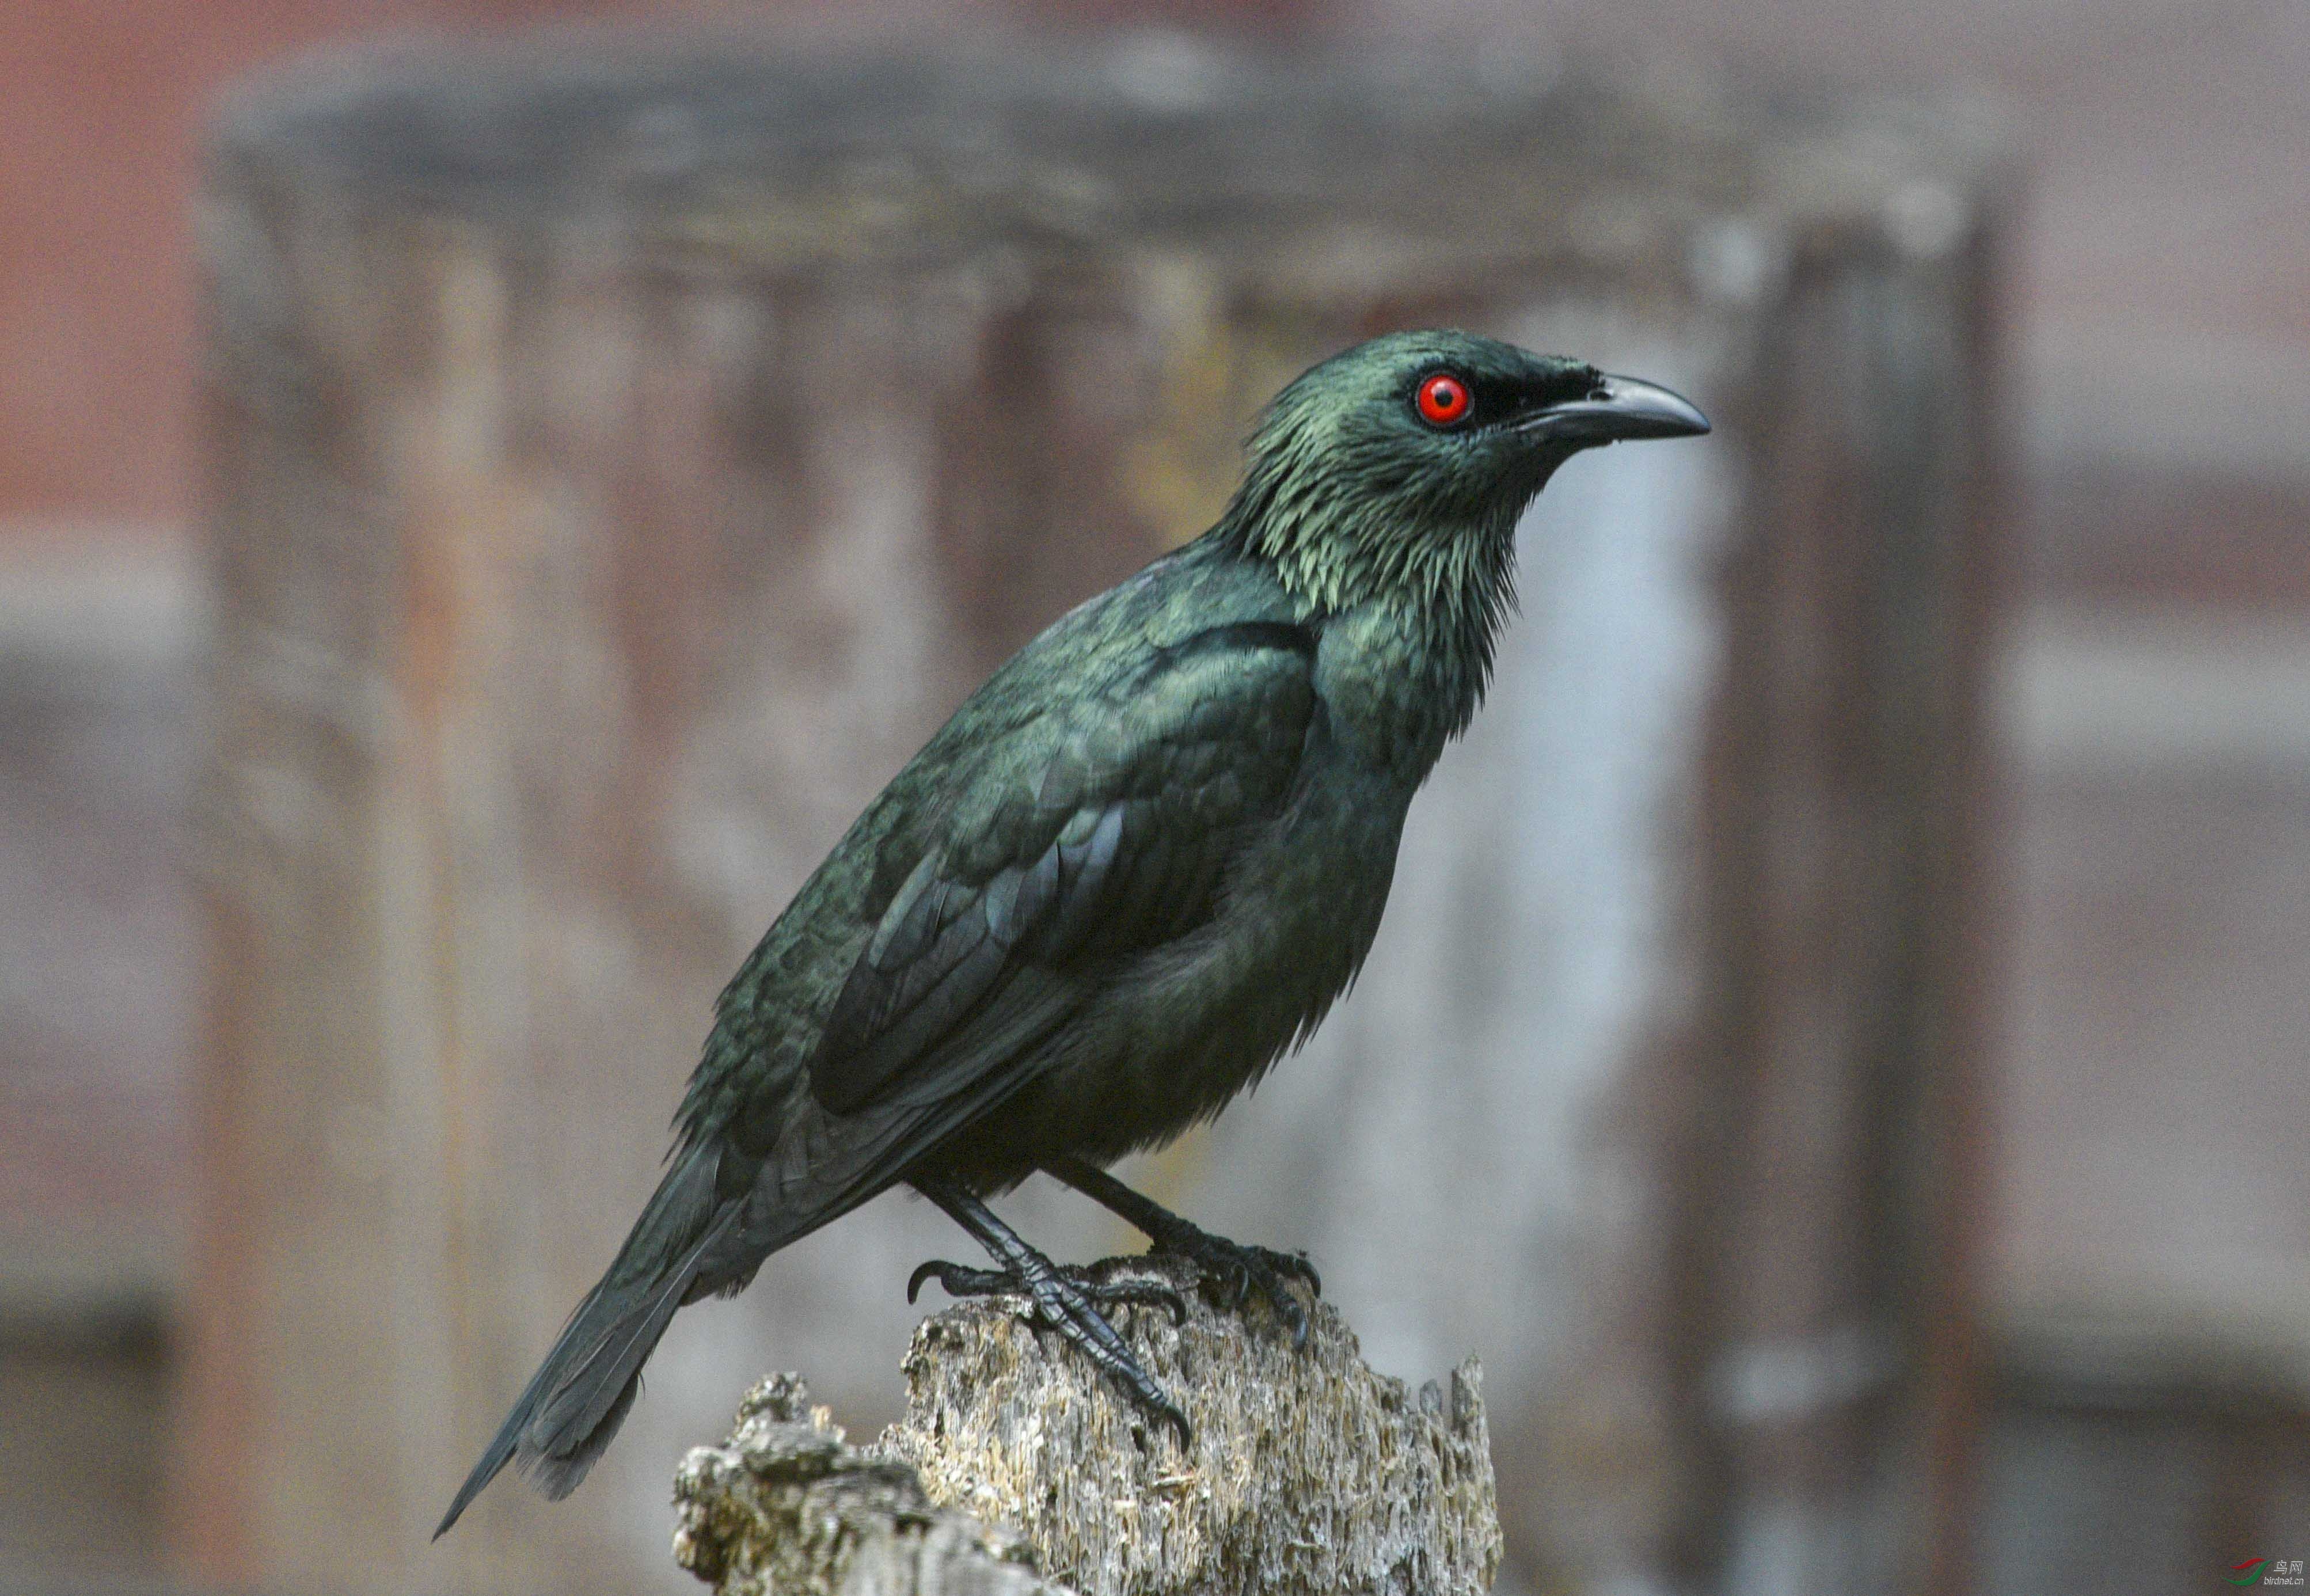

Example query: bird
[435,327,1707,1536]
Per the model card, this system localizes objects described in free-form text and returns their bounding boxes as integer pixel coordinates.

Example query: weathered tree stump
[673,1257,1499,1596]
[673,1378,1057,1596]
[187,32,2008,1596]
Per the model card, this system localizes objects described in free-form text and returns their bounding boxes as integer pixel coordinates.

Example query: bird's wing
[806,620,1317,1118]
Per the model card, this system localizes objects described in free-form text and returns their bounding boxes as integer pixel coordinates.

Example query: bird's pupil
[1418,374,1468,424]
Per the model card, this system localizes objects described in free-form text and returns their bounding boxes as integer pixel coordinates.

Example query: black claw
[1039,1161,1317,1352]
[1146,1225,1317,1346]
[1274,1287,1309,1350]
[908,1177,1195,1446]
[903,1253,1191,1436]
[1152,1398,1192,1450]
[909,1259,1185,1326]
[1275,1250,1322,1297]
[908,1258,1010,1304]
[1094,1276,1190,1326]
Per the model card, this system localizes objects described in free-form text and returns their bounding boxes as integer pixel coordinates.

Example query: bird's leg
[1044,1155,1320,1348]
[907,1174,1190,1445]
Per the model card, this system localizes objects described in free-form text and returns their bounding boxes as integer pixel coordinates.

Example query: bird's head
[1219,329,1708,621]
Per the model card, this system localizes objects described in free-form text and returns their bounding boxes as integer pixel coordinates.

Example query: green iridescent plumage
[437,329,1707,1534]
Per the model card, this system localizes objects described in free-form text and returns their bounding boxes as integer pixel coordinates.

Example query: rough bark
[673,1257,1499,1596]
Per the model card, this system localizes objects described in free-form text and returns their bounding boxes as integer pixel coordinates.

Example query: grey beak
[1517,373,1711,445]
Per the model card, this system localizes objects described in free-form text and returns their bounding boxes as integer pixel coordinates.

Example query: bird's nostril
[1586,384,1611,402]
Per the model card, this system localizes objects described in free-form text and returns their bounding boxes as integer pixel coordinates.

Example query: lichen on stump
[673,1255,1501,1596]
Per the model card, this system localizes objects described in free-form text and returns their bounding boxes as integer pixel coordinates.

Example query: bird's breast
[1307,602,1477,786]
[997,716,1414,1168]
[933,626,1442,1182]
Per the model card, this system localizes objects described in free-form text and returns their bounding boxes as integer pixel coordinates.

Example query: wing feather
[806,625,1314,1117]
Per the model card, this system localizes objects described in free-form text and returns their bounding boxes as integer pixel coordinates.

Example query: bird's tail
[434,1139,738,1538]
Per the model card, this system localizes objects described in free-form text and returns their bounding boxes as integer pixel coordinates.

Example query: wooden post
[187,36,2009,1596]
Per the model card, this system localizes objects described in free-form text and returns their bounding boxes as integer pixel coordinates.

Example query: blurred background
[1,2,2304,1595]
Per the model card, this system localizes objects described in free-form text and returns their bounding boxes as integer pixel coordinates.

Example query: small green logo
[2233,1561,2273,1586]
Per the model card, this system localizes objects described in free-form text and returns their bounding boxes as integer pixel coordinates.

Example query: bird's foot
[906,1257,1191,1445]
[1039,1158,1319,1348]
[906,1257,1188,1323]
[1146,1220,1320,1348]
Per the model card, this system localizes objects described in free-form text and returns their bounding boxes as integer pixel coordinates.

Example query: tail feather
[527,1216,723,1470]
[434,1143,732,1538]
[435,1095,943,1539]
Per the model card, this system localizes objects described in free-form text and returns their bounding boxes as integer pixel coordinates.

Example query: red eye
[1415,371,1472,427]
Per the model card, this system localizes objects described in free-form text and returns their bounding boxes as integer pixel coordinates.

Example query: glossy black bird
[436,328,1707,1534]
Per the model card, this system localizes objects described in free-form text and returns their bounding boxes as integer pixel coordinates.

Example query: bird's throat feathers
[1213,431,1533,744]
